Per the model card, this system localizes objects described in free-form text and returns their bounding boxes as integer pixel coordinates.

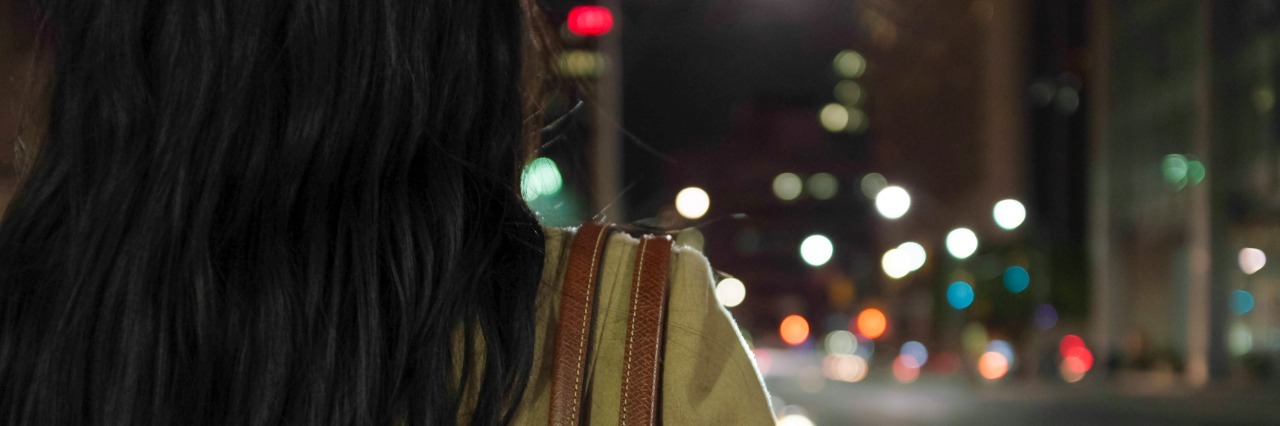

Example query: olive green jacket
[510,227,775,424]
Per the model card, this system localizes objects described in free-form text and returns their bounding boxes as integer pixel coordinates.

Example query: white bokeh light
[881,248,912,279]
[819,103,850,132]
[822,354,869,383]
[800,235,835,267]
[715,277,747,308]
[875,186,911,219]
[772,173,803,201]
[946,228,979,259]
[897,242,927,272]
[807,173,839,200]
[824,330,858,355]
[778,414,817,426]
[860,173,888,199]
[675,187,711,219]
[993,199,1026,230]
[1239,248,1267,275]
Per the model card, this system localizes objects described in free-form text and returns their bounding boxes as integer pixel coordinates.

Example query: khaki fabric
[511,227,775,425]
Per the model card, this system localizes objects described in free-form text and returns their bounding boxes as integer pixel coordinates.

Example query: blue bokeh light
[947,281,975,309]
[900,341,929,366]
[986,340,1015,367]
[1034,304,1058,330]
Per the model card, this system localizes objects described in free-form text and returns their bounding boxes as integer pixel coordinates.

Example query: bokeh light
[946,228,979,259]
[1062,346,1093,373]
[892,355,921,383]
[1238,248,1266,275]
[1060,359,1086,383]
[993,199,1026,230]
[860,173,888,199]
[676,227,705,251]
[856,308,887,339]
[1058,335,1093,378]
[824,330,858,355]
[1003,266,1030,293]
[521,157,563,201]
[1162,153,1189,188]
[900,341,928,366]
[1034,304,1058,330]
[674,187,710,219]
[882,248,912,279]
[947,282,975,309]
[778,414,817,426]
[780,315,811,345]
[800,235,835,267]
[834,80,864,105]
[1229,322,1254,356]
[961,323,988,355]
[772,173,804,201]
[845,109,869,133]
[1059,335,1086,356]
[1231,289,1255,315]
[715,277,746,308]
[807,173,839,200]
[820,103,850,132]
[566,6,615,37]
[875,186,911,219]
[978,351,1009,380]
[985,340,1015,368]
[1187,159,1206,185]
[897,242,927,272]
[823,354,869,383]
[833,50,867,78]
[556,50,608,77]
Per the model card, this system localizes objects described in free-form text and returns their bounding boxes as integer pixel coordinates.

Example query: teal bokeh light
[1231,290,1255,315]
[1004,266,1030,293]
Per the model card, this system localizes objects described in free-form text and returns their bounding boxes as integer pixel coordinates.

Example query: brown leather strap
[618,234,674,426]
[547,222,613,426]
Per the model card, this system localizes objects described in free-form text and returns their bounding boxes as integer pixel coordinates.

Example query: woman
[0,0,772,424]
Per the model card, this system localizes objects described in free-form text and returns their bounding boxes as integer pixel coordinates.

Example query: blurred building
[1091,0,1280,386]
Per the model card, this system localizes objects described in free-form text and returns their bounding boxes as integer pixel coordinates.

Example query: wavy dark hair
[0,0,550,424]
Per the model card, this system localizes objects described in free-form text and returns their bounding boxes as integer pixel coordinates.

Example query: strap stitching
[620,237,651,425]
[567,225,610,425]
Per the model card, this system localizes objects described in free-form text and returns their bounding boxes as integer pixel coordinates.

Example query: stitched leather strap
[618,234,673,426]
[547,222,613,426]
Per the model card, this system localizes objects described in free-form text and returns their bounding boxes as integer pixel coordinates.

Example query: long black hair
[0,0,548,424]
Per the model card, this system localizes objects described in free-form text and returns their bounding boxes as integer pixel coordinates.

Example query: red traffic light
[567,6,614,37]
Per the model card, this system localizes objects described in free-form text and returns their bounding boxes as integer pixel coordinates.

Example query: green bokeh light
[1161,154,1188,189]
[1187,160,1206,185]
[521,157,563,201]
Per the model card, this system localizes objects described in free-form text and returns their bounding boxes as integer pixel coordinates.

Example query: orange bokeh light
[978,351,1009,380]
[855,308,887,339]
[780,315,811,345]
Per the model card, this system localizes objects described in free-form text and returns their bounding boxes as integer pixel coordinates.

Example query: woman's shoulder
[529,225,774,424]
[540,225,712,274]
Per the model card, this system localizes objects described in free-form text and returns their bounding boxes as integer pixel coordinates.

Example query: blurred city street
[525,0,1280,422]
[768,376,1280,425]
